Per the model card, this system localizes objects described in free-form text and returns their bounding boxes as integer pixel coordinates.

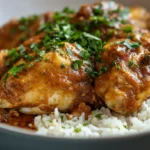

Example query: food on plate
[0,1,149,136]
[95,34,150,114]
[0,13,54,49]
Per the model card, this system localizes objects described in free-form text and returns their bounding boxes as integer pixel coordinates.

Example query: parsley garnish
[123,26,132,33]
[128,60,138,68]
[79,50,90,60]
[63,7,75,14]
[74,128,81,133]
[83,122,89,126]
[71,60,83,71]
[113,60,120,70]
[66,47,73,56]
[8,64,26,77]
[99,66,108,75]
[124,41,141,49]
[93,4,103,15]
[85,68,99,78]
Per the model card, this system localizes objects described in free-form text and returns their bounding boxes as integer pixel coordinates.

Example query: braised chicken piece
[72,1,150,40]
[130,7,150,30]
[0,32,96,114]
[95,33,150,114]
[0,12,54,50]
[0,50,8,77]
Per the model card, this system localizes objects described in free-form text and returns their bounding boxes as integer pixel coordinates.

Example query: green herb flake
[8,64,26,77]
[30,43,39,53]
[71,60,83,71]
[3,73,9,82]
[113,60,120,70]
[95,113,102,119]
[83,122,89,126]
[99,66,108,75]
[39,50,46,57]
[79,51,90,60]
[74,128,81,133]
[128,60,138,68]
[66,47,73,56]
[85,68,99,78]
[83,32,101,41]
[94,30,101,38]
[19,45,26,56]
[60,115,64,121]
[63,7,75,14]
[124,41,141,49]
[7,48,20,63]
[19,17,28,24]
[123,26,133,33]
[93,4,103,15]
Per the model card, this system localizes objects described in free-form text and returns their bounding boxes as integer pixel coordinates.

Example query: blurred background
[0,0,149,25]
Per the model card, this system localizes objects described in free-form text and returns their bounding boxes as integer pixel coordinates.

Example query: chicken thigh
[95,33,150,114]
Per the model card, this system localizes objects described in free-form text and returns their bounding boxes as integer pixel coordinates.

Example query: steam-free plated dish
[0,0,149,137]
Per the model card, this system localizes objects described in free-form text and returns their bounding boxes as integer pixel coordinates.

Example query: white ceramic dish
[0,0,149,150]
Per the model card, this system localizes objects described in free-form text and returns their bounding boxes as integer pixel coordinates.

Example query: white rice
[34,98,150,137]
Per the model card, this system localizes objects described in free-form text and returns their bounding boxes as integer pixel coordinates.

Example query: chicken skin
[95,33,150,114]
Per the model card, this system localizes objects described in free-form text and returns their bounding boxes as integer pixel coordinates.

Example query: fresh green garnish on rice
[95,113,102,119]
[83,122,89,126]
[74,128,81,133]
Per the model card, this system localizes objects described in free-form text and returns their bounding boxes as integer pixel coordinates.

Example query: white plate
[0,1,150,150]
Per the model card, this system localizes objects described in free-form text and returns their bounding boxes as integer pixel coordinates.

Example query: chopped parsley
[39,50,46,57]
[113,60,120,70]
[124,41,141,49]
[93,4,103,15]
[85,68,99,78]
[7,48,20,65]
[95,113,102,119]
[83,122,89,126]
[66,47,73,56]
[71,60,83,71]
[99,66,108,75]
[19,45,26,56]
[123,125,128,129]
[74,128,81,133]
[63,7,75,14]
[128,60,138,68]
[79,50,90,60]
[30,43,40,53]
[8,64,26,77]
[123,26,133,33]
